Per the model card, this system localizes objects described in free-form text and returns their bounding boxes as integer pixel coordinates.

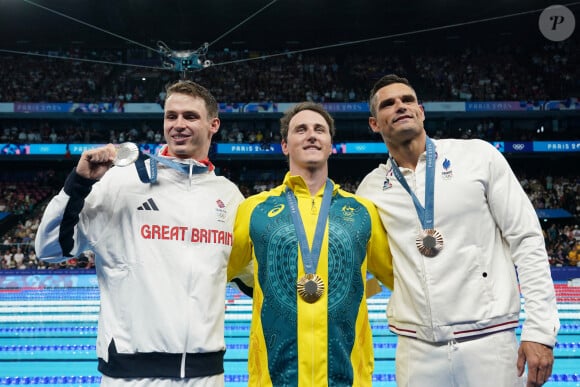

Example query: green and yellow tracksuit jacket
[228,173,393,386]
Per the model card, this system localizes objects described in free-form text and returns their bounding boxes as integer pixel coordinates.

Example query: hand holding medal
[76,143,123,181]
[111,142,209,184]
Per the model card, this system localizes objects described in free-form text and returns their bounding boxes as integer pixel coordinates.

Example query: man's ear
[210,117,220,134]
[369,116,380,133]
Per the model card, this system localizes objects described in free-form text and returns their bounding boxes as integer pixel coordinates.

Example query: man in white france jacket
[35,80,244,386]
[357,74,559,387]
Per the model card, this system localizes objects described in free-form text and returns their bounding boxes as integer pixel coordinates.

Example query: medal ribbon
[390,136,436,230]
[285,179,333,275]
[135,153,208,184]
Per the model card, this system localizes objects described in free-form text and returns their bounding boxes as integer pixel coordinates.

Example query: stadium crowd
[0,170,578,270]
[0,39,578,271]
[0,40,578,146]
[0,39,578,105]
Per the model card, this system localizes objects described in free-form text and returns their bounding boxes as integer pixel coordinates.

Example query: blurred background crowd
[0,34,578,271]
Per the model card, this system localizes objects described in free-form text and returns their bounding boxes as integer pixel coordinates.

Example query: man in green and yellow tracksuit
[228,102,393,386]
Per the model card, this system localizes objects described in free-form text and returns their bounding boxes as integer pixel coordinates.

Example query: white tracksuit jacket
[35,147,244,381]
[357,138,559,346]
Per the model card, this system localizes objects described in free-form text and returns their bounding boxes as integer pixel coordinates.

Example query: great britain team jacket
[35,145,244,382]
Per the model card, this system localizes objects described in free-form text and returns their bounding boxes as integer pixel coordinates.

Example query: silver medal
[113,142,139,167]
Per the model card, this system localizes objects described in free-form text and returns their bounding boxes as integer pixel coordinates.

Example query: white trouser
[100,374,225,387]
[395,330,526,387]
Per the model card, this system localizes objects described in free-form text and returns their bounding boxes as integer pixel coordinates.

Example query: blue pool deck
[0,271,579,386]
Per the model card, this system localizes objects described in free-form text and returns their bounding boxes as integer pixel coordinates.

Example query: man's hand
[517,341,554,387]
[76,144,117,180]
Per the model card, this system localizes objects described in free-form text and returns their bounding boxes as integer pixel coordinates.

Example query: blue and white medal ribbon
[113,142,208,184]
[390,137,444,257]
[286,179,333,303]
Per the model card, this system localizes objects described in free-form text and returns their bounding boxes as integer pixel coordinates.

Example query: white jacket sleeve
[35,170,97,263]
[485,142,560,346]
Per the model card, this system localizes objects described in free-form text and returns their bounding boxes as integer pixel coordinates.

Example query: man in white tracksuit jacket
[357,74,560,387]
[35,80,244,386]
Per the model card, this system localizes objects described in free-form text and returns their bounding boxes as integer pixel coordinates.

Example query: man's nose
[175,115,187,128]
[394,100,407,112]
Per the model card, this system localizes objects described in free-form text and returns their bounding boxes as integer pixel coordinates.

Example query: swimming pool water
[1,283,579,386]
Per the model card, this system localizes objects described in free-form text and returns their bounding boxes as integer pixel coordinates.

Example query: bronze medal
[416,229,444,257]
[297,273,325,303]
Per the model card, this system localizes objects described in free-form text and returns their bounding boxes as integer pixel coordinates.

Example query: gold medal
[297,273,325,303]
[416,229,444,257]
